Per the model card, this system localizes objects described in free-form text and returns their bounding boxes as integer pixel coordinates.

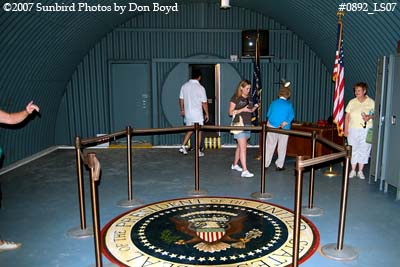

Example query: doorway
[110,62,151,143]
[189,64,218,139]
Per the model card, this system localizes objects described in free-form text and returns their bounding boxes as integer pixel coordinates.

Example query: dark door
[189,64,216,126]
[111,63,151,143]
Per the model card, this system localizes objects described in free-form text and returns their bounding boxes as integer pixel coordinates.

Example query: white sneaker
[349,170,357,178]
[0,240,22,252]
[179,145,188,155]
[231,164,243,172]
[241,170,254,178]
[357,171,365,179]
[198,151,204,157]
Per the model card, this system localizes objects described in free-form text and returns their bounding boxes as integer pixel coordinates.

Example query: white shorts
[185,119,204,126]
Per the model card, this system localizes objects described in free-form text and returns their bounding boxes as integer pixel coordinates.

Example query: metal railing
[72,122,356,266]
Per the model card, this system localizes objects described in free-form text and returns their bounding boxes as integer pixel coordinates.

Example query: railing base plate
[187,189,208,197]
[67,226,93,239]
[302,206,324,216]
[320,243,358,261]
[251,192,273,200]
[117,198,144,208]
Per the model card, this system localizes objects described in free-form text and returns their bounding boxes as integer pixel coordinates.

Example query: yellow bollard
[204,136,221,149]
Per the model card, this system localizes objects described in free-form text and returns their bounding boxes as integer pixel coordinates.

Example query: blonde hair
[234,80,251,99]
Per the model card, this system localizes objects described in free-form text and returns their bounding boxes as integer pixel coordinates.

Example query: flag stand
[324,164,339,177]
[324,125,339,177]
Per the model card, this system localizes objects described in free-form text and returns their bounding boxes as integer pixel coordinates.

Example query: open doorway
[189,64,217,128]
[189,64,219,141]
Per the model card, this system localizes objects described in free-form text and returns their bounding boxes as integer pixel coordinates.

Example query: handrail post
[116,126,143,208]
[76,136,86,229]
[320,145,358,261]
[292,156,305,267]
[195,123,200,191]
[187,123,207,196]
[309,131,316,208]
[337,145,351,249]
[260,122,266,194]
[127,126,133,201]
[302,131,323,216]
[87,153,102,267]
[67,136,93,238]
[251,122,273,200]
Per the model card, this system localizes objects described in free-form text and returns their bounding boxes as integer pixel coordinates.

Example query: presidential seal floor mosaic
[101,197,319,266]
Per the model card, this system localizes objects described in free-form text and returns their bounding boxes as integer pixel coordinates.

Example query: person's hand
[242,106,252,113]
[26,101,39,114]
[279,121,288,128]
[180,110,185,117]
[204,114,209,123]
[252,104,259,112]
[361,112,368,122]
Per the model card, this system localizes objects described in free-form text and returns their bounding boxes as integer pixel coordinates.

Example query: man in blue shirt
[265,86,294,171]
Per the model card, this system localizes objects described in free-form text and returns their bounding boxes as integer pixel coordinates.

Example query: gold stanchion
[117,126,143,208]
[292,156,305,267]
[255,129,262,160]
[188,123,207,196]
[251,122,273,200]
[320,145,358,261]
[87,153,118,267]
[67,136,93,239]
[302,131,324,216]
[87,153,102,267]
[255,126,263,160]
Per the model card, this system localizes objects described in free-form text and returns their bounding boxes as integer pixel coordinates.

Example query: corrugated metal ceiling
[1,0,398,107]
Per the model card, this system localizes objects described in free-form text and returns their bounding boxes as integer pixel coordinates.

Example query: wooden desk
[286,124,344,157]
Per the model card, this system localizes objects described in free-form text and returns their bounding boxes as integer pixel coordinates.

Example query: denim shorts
[233,124,251,139]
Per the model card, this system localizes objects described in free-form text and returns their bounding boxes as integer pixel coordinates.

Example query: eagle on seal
[170,215,248,252]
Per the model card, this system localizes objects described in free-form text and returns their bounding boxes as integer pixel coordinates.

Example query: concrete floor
[0,147,399,267]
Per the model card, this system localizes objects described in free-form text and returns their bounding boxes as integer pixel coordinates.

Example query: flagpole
[253,30,263,160]
[325,10,345,176]
[256,31,262,125]
[335,12,344,62]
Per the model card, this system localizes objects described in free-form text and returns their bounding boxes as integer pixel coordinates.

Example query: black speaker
[242,30,269,57]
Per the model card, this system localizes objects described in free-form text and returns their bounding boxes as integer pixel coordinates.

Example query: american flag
[332,16,344,136]
[251,32,262,126]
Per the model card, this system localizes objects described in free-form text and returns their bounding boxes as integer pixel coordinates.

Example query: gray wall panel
[56,3,333,146]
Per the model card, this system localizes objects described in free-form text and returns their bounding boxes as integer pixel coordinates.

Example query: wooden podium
[286,124,343,157]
